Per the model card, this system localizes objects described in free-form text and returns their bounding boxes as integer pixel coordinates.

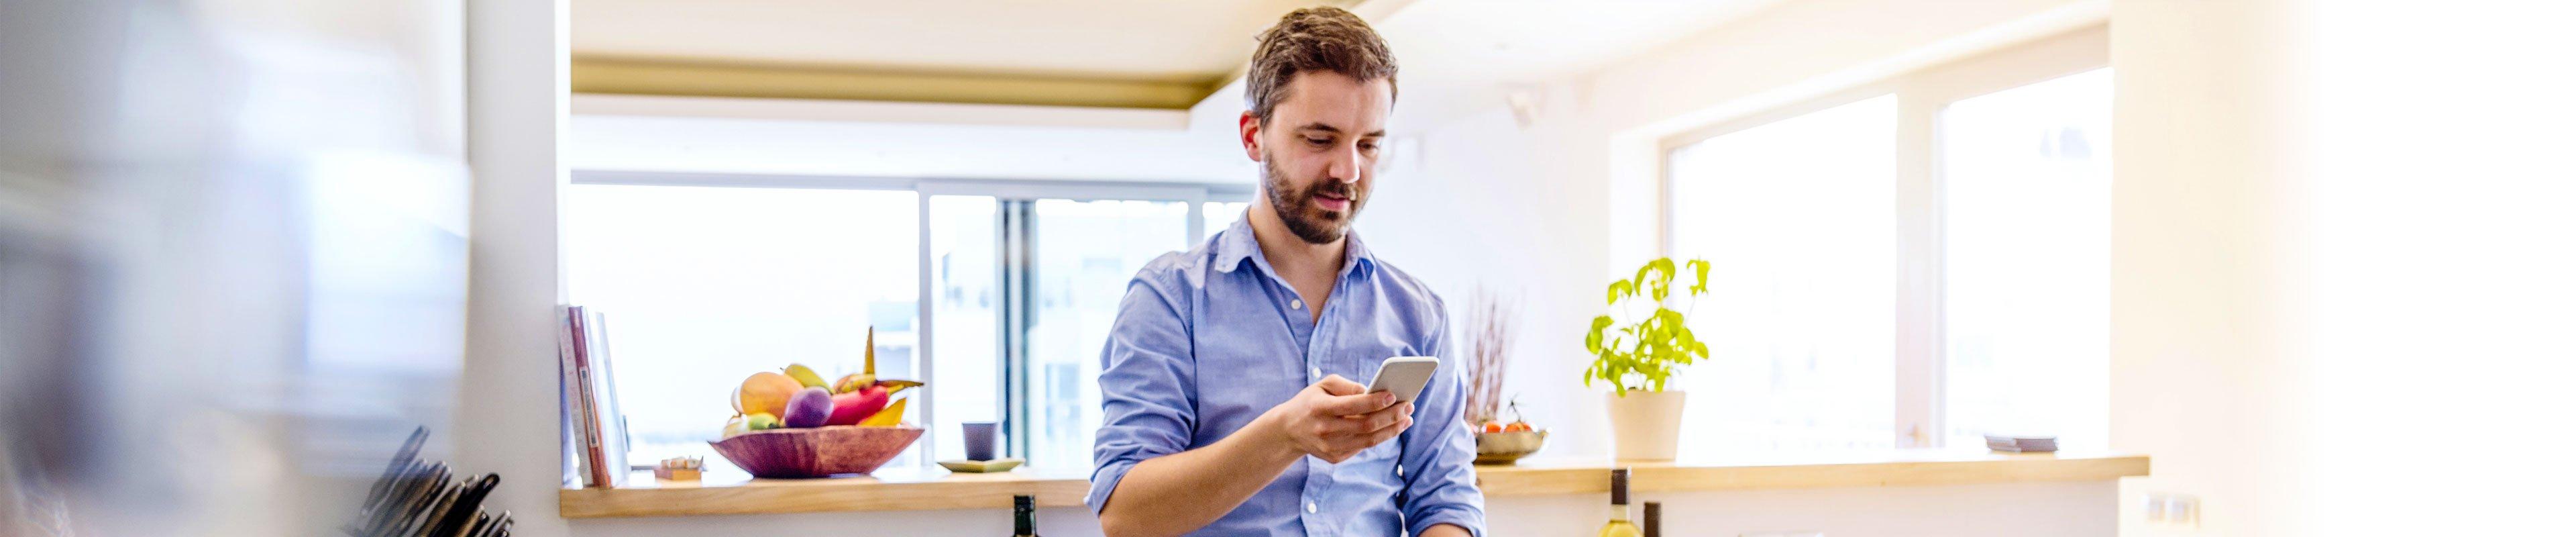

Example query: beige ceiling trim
[572,58,1220,109]
[570,93,1191,130]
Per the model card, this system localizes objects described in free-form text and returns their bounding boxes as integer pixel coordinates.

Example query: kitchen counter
[558,449,2147,518]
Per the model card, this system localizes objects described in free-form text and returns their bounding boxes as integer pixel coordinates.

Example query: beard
[1261,152,1366,244]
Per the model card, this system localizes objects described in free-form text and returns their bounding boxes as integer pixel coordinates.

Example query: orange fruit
[735,372,804,418]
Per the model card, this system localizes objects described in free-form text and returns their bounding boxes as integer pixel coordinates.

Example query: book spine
[588,310,627,487]
[570,305,610,488]
[557,305,591,487]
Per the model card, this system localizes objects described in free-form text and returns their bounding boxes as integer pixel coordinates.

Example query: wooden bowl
[1474,430,1548,465]
[708,425,923,479]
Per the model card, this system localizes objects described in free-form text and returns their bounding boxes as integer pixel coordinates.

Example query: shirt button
[1397,465,1405,477]
[1291,299,1305,309]
[1310,367,1322,379]
[1305,501,1318,514]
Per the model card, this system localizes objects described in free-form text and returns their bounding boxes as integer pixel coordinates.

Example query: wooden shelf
[559,450,2147,519]
[559,465,1092,519]
[1472,450,2149,497]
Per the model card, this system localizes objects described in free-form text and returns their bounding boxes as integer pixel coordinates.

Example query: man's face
[1245,71,1392,244]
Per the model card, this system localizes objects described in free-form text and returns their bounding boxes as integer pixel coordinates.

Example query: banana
[833,373,876,394]
[858,399,908,427]
[782,364,829,389]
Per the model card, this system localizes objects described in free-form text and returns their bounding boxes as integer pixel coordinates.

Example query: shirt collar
[1213,212,1376,279]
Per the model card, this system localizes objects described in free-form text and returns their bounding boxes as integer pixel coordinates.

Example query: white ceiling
[573,0,1347,80]
[572,0,1780,121]
[1381,0,1781,85]
[1371,0,1784,128]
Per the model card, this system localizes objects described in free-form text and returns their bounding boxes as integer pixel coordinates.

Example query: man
[1086,7,1483,537]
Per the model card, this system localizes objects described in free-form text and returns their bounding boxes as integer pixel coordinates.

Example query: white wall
[2299,1,2576,531]
[1361,105,1617,456]
[2108,1,2576,535]
[2103,1,2314,534]
[458,0,572,536]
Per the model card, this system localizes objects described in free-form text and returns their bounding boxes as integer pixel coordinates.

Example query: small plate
[938,458,1024,473]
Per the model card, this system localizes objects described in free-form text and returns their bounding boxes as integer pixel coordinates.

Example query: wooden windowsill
[558,450,2148,519]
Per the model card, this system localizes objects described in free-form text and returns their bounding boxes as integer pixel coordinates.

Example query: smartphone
[1365,356,1441,405]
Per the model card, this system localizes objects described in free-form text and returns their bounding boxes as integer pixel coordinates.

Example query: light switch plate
[2143,492,2201,528]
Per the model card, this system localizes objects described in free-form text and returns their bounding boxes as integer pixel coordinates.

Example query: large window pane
[564,184,921,472]
[1026,199,1189,471]
[1940,68,2112,448]
[930,195,1001,462]
[1667,95,1898,452]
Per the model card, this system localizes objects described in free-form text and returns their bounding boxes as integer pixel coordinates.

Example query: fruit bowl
[709,424,923,479]
[1474,430,1548,465]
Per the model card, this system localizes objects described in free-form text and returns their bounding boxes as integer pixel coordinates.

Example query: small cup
[961,422,998,461]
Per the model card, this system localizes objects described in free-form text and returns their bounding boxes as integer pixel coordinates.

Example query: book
[570,306,607,487]
[557,305,592,487]
[584,308,628,487]
[559,305,631,488]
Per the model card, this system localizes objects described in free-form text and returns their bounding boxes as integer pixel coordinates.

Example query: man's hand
[1095,376,1422,536]
[1258,375,1414,463]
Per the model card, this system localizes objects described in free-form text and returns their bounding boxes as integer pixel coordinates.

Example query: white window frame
[1656,26,2108,448]
[568,169,1252,465]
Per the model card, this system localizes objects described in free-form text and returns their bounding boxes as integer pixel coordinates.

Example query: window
[1660,28,2108,450]
[1939,68,2112,447]
[564,185,922,467]
[1667,95,1898,451]
[566,175,1248,476]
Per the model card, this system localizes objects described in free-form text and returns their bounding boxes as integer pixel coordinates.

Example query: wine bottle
[1013,495,1038,537]
[1597,469,1642,537]
[1642,501,1662,537]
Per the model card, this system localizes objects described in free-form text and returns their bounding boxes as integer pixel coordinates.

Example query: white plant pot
[1605,390,1687,461]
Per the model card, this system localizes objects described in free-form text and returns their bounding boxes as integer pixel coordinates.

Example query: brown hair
[1245,7,1398,124]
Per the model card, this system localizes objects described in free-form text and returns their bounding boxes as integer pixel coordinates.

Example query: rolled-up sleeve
[1397,309,1487,536]
[1086,275,1197,516]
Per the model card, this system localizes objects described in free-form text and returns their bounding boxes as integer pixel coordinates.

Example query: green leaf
[1676,329,1697,358]
[1585,315,1613,352]
[1686,259,1711,294]
[1607,280,1633,305]
[1648,258,1676,285]
[1638,258,1677,302]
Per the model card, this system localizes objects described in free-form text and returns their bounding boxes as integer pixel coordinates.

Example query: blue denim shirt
[1087,216,1485,537]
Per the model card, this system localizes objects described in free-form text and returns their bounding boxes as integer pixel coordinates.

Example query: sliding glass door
[927,197,1191,469]
[1022,199,1190,470]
